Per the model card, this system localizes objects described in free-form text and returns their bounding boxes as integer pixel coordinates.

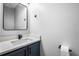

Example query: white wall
[0,3,29,42]
[29,3,79,56]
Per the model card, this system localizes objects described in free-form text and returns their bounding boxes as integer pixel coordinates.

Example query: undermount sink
[11,38,32,45]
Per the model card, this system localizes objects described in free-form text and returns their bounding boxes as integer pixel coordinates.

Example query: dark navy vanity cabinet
[27,41,40,56]
[2,47,27,56]
[1,41,40,56]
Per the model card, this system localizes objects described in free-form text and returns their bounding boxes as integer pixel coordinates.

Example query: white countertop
[0,36,40,55]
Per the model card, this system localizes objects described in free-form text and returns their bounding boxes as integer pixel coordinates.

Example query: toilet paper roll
[60,45,69,56]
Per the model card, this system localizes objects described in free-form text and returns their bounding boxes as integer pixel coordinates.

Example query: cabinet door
[2,47,26,56]
[29,42,40,56]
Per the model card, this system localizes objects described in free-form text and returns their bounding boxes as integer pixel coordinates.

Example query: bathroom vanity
[0,3,40,56]
[0,37,40,56]
[1,41,40,56]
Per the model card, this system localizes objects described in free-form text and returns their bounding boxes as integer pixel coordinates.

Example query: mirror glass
[3,3,28,30]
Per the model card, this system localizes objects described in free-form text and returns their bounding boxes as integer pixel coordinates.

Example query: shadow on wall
[40,41,45,56]
[40,41,78,56]
[40,48,78,56]
[70,51,78,56]
[40,36,45,56]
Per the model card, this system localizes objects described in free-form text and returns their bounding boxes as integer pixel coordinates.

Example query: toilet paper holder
[58,45,72,52]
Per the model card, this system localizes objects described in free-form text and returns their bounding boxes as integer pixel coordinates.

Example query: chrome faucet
[18,34,22,40]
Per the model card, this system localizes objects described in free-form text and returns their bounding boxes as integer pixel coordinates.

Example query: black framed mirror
[3,3,28,30]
